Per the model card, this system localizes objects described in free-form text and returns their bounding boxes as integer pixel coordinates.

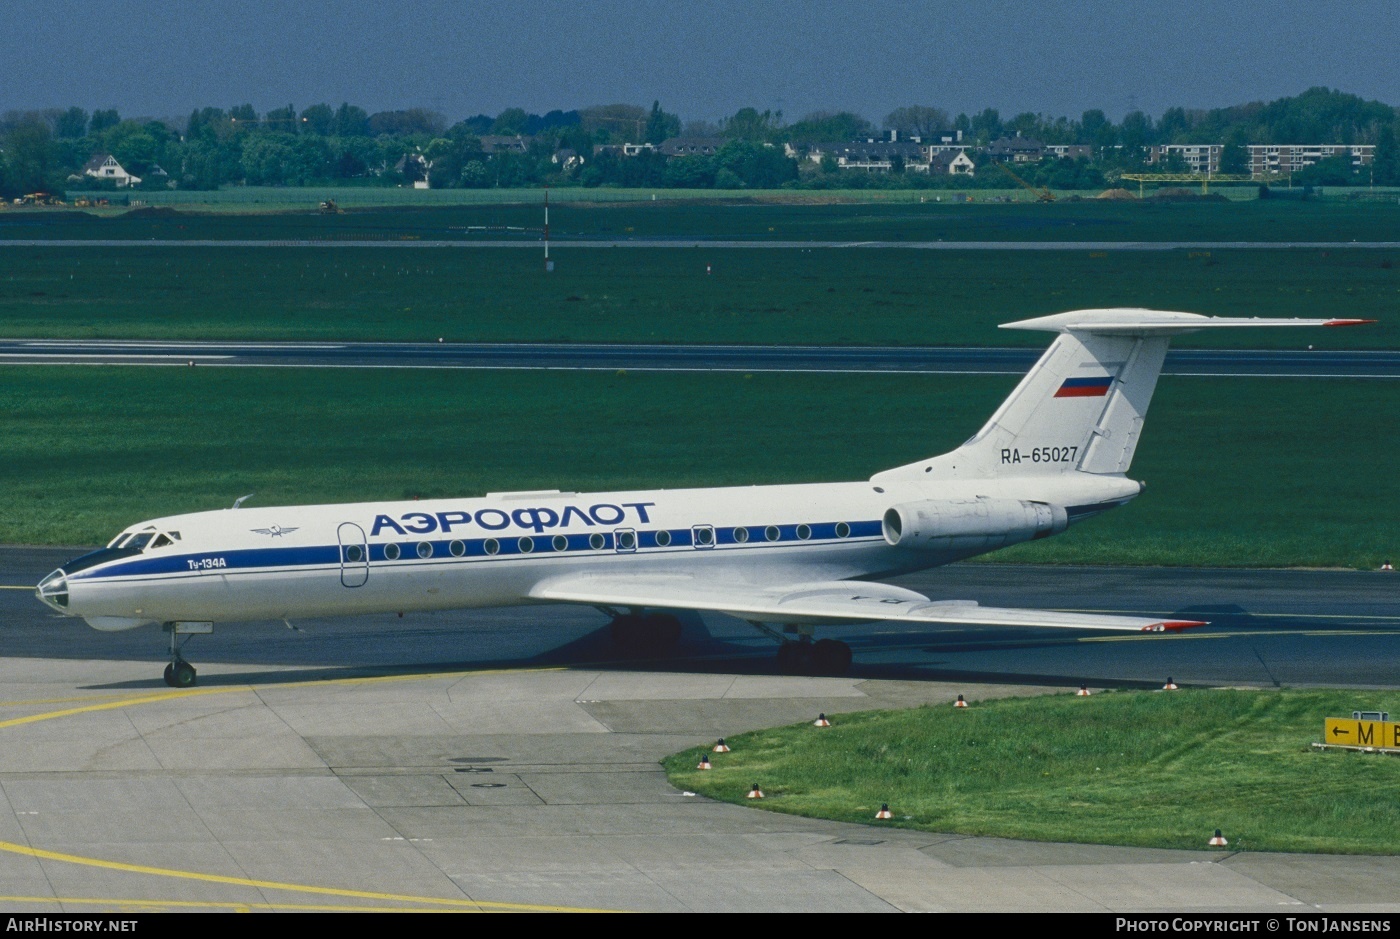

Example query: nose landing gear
[161,622,212,687]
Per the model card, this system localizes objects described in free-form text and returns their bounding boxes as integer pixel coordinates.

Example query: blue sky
[7,0,1397,124]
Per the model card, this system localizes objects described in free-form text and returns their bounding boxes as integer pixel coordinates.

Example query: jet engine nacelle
[882,498,1068,552]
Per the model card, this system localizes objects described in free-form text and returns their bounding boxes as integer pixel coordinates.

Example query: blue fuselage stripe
[68,519,889,583]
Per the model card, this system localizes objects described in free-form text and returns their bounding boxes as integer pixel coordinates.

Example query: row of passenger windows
[344,522,857,563]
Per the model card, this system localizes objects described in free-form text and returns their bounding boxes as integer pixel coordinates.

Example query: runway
[4,238,1400,250]
[4,339,1397,378]
[2,547,1397,911]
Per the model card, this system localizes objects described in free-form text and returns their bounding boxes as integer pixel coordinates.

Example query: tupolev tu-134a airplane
[37,309,1371,687]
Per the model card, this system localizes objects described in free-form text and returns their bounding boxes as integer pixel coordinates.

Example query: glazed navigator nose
[36,569,69,611]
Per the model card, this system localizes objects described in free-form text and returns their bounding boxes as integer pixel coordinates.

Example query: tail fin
[874,309,1372,483]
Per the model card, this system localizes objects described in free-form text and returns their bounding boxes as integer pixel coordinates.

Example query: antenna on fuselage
[231,493,255,509]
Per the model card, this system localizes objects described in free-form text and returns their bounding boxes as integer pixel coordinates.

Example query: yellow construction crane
[997,162,1055,202]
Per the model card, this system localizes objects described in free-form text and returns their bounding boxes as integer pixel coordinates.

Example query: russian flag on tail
[1055,376,1113,398]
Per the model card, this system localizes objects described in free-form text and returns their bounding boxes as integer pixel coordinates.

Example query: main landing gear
[775,637,853,676]
[751,623,853,676]
[605,610,683,658]
[161,622,212,687]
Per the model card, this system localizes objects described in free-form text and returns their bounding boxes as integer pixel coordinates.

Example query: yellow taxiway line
[0,664,617,913]
[0,665,565,730]
[0,842,616,912]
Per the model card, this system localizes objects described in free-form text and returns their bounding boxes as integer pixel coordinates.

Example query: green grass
[1,246,1396,347]
[9,197,1400,242]
[663,689,1400,854]
[3,367,1392,567]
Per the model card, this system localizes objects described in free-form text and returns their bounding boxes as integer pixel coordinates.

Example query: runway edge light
[814,713,831,727]
[1209,829,1229,847]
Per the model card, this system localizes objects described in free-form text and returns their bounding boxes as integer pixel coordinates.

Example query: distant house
[657,137,724,157]
[478,135,531,154]
[930,150,976,176]
[552,148,585,172]
[394,153,430,188]
[82,153,141,187]
[804,140,929,172]
[1148,144,1221,174]
[1044,145,1094,161]
[986,137,1044,163]
[1247,144,1374,179]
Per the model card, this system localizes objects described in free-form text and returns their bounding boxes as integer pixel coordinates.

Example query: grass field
[1,245,1396,347]
[662,688,1400,854]
[7,196,1400,243]
[4,366,1391,566]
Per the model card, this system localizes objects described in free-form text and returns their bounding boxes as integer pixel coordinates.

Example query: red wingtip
[1323,319,1378,327]
[1141,620,1208,632]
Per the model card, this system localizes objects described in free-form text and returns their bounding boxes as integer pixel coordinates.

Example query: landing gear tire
[811,639,853,676]
[610,612,682,657]
[776,639,852,676]
[164,660,196,688]
[776,641,811,675]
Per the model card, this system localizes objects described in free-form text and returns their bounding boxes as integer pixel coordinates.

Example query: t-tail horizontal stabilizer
[874,308,1373,482]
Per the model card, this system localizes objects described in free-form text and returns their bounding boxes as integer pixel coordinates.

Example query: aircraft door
[338,522,369,587]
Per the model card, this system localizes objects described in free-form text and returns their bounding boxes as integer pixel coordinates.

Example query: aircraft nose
[36,569,69,612]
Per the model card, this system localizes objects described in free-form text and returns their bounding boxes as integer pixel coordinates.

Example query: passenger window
[484,538,500,556]
[552,535,568,551]
[765,526,781,542]
[417,542,433,559]
[518,537,534,554]
[384,544,401,561]
[796,524,811,541]
[589,533,606,550]
[693,525,715,547]
[836,522,851,538]
[450,540,466,557]
[733,527,749,543]
[655,530,672,547]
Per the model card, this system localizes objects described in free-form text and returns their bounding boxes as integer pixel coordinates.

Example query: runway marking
[0,666,565,730]
[0,843,618,912]
[0,663,609,913]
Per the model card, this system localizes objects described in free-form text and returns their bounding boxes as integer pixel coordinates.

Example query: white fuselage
[42,473,1140,631]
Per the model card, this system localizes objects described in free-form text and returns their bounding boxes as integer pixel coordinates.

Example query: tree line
[2,87,1397,198]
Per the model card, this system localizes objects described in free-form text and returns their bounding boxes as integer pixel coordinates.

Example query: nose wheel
[163,660,197,688]
[161,622,212,687]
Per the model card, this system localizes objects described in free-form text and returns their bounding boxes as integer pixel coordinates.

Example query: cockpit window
[110,526,160,551]
[149,534,174,550]
[122,532,156,551]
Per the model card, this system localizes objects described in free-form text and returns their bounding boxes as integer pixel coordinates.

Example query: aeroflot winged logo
[252,525,300,537]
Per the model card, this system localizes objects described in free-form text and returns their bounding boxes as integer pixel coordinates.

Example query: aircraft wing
[529,573,1204,632]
